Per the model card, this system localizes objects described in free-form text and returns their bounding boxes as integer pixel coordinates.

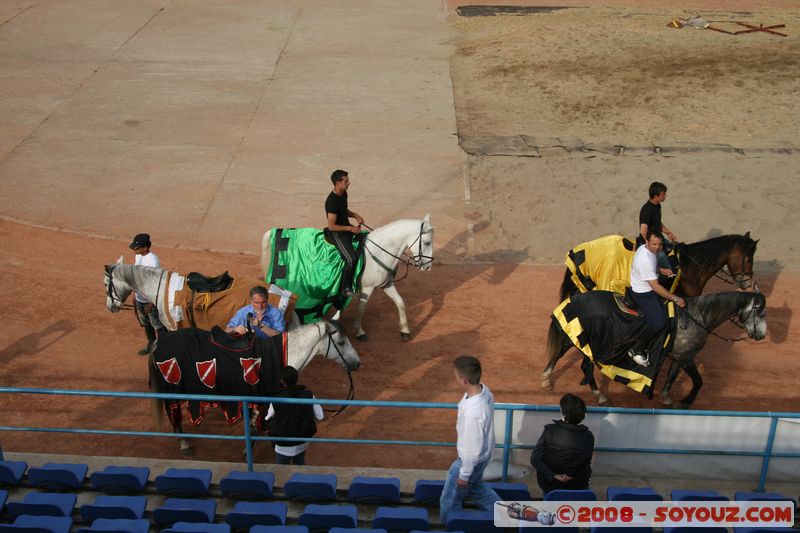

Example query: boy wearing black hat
[129,233,164,355]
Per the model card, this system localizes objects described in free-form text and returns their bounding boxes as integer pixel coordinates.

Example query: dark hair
[331,169,349,185]
[453,355,482,385]
[648,181,667,199]
[249,286,268,299]
[560,393,586,424]
[280,366,299,387]
[645,228,663,242]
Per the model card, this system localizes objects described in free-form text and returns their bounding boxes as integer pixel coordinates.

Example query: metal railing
[0,387,798,491]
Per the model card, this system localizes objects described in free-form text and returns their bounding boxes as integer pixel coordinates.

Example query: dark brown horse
[559,233,758,300]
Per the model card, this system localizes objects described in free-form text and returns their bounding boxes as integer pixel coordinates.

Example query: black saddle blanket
[553,291,677,396]
[151,327,286,427]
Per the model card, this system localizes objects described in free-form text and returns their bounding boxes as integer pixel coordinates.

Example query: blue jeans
[439,458,500,524]
[275,450,306,465]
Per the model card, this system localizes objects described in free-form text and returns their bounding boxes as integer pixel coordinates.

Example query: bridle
[105,265,135,311]
[317,321,355,419]
[679,244,754,289]
[362,222,434,283]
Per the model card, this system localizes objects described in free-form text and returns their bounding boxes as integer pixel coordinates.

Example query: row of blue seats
[0,460,530,503]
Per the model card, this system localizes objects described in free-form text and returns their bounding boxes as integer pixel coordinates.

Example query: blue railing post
[757,416,779,492]
[242,402,254,472]
[502,409,514,482]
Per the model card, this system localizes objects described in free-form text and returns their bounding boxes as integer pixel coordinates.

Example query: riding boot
[139,324,157,356]
[340,266,355,298]
[627,324,658,367]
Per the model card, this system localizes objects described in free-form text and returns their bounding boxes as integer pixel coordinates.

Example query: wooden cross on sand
[734,22,787,37]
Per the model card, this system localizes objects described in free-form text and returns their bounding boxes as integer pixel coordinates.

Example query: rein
[678,243,753,288]
[362,222,433,284]
[316,322,355,420]
[106,266,137,311]
[679,296,759,342]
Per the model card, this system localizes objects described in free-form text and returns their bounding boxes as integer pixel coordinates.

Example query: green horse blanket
[266,228,366,324]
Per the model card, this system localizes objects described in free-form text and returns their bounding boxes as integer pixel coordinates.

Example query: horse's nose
[349,360,360,371]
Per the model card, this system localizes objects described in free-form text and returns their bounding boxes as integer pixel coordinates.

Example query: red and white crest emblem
[195,359,217,389]
[157,358,181,385]
[240,357,262,386]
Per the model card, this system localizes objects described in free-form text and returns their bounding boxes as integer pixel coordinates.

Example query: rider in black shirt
[325,169,364,298]
[637,181,677,276]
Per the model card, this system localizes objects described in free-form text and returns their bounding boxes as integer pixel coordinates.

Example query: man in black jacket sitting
[530,393,595,495]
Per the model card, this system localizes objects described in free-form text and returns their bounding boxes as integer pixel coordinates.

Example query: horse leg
[660,359,684,407]
[580,356,608,404]
[540,320,574,391]
[352,286,375,342]
[677,360,703,409]
[381,283,411,341]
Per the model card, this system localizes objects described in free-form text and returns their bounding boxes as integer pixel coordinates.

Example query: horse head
[104,256,131,312]
[413,213,434,271]
[727,232,758,290]
[322,320,361,372]
[738,291,767,341]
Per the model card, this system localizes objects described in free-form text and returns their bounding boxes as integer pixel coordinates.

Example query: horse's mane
[677,234,756,270]
[690,291,758,326]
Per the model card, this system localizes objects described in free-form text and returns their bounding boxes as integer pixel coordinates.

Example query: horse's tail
[260,230,271,279]
[559,268,575,302]
[148,351,164,429]
[541,317,568,390]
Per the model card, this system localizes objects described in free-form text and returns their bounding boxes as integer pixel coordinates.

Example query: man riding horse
[637,181,678,277]
[325,169,365,299]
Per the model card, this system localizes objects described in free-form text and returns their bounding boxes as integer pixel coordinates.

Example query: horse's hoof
[662,397,673,407]
[677,401,691,410]
[400,332,411,341]
[540,380,553,391]
[356,333,368,342]
[596,395,609,405]
[180,447,193,456]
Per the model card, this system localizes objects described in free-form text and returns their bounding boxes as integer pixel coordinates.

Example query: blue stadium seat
[27,462,88,490]
[544,489,597,501]
[162,523,231,533]
[445,509,498,532]
[0,514,73,533]
[285,473,337,502]
[153,498,216,528]
[7,493,77,518]
[0,461,27,487]
[330,529,387,533]
[76,518,150,533]
[225,501,287,530]
[219,470,274,500]
[735,491,796,506]
[90,466,150,494]
[671,489,728,501]
[298,504,357,530]
[250,527,309,533]
[486,481,531,501]
[372,506,428,531]
[0,489,6,512]
[348,476,401,504]
[607,487,662,501]
[155,468,212,497]
[413,479,445,505]
[80,495,147,521]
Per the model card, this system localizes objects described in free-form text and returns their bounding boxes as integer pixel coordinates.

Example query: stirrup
[628,350,651,367]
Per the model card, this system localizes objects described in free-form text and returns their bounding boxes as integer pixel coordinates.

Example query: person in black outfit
[530,393,595,496]
[325,169,365,298]
[637,181,677,276]
[265,366,323,465]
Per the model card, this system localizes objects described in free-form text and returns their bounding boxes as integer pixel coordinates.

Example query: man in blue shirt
[225,286,285,339]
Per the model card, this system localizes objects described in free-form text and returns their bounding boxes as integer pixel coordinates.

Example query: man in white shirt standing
[439,355,500,525]
[130,233,164,355]
[628,230,686,366]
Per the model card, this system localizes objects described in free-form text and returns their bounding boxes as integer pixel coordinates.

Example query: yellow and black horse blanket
[565,235,680,295]
[151,327,287,429]
[553,291,677,396]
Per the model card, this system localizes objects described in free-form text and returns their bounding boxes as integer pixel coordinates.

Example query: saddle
[208,326,252,351]
[614,288,640,316]
[187,271,234,293]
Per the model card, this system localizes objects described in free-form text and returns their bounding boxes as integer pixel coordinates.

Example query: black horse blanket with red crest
[150,327,286,428]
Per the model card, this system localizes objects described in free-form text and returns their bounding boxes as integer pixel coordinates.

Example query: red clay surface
[1,220,797,470]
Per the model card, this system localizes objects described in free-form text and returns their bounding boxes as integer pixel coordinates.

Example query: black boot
[340,266,355,298]
[628,325,658,367]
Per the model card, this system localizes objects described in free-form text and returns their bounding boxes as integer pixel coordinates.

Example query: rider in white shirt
[130,233,164,355]
[628,231,686,366]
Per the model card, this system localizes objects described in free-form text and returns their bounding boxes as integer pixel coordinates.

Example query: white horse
[150,320,360,455]
[260,214,434,341]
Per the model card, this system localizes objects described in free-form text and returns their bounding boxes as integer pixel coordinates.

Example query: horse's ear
[744,231,750,238]
[423,213,430,224]
[116,255,124,264]
[753,281,760,294]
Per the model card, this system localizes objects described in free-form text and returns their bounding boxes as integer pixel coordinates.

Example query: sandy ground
[0,1,799,470]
